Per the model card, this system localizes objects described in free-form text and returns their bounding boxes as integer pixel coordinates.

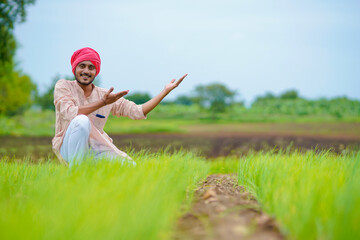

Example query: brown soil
[185,122,360,139]
[0,132,359,160]
[174,174,285,240]
[111,132,360,158]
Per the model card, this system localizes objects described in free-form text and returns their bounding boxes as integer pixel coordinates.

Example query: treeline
[3,73,360,120]
[250,91,360,118]
[125,87,360,119]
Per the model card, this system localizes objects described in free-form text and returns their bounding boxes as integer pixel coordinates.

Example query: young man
[52,47,187,166]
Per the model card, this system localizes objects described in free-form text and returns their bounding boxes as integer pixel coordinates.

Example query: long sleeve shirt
[52,79,146,165]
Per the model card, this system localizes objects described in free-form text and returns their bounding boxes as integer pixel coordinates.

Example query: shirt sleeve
[110,97,146,120]
[54,80,78,121]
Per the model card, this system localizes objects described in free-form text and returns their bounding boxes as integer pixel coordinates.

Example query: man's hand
[142,74,188,116]
[77,87,128,116]
[103,87,129,105]
[164,74,188,93]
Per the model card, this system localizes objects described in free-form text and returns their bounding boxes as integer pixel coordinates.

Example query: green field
[237,150,360,239]
[2,1,360,238]
[1,105,360,136]
[1,150,359,239]
[0,151,209,239]
[1,101,360,239]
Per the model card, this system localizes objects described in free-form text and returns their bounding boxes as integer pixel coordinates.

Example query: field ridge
[175,174,284,240]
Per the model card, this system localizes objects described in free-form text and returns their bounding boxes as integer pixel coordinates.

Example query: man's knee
[71,115,91,134]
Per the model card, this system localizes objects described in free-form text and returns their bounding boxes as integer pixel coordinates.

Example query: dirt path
[174,174,284,240]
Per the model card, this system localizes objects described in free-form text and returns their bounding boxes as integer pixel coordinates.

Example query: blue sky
[14,0,360,104]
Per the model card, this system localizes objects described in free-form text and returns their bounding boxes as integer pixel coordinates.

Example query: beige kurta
[52,79,146,165]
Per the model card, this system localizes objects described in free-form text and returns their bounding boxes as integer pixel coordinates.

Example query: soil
[111,132,360,158]
[174,174,285,240]
[1,132,359,160]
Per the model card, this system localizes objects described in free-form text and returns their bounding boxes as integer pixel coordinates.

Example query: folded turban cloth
[71,47,101,76]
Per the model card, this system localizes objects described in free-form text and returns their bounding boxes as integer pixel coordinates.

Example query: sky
[14,0,360,104]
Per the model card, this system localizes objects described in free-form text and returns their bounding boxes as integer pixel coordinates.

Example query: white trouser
[60,115,135,167]
[60,115,91,166]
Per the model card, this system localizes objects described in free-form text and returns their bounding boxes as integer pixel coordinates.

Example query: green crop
[0,151,208,240]
[1,150,359,239]
[238,150,360,240]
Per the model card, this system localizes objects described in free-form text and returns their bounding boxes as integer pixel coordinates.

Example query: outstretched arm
[77,88,129,116]
[142,74,187,116]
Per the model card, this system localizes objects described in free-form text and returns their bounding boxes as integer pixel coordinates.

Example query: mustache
[80,73,91,77]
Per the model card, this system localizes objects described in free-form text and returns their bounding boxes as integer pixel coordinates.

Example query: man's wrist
[163,88,171,95]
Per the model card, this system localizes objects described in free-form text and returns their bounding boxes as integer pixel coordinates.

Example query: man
[52,47,187,166]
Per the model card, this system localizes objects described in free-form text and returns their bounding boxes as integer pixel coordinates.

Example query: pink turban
[71,47,101,76]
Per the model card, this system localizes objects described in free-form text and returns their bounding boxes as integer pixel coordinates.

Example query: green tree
[0,0,37,115]
[254,92,276,102]
[1,0,35,63]
[125,92,151,104]
[280,89,299,100]
[0,62,36,115]
[193,83,236,116]
[175,94,194,106]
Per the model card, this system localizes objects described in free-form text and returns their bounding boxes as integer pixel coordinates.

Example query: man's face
[75,61,96,86]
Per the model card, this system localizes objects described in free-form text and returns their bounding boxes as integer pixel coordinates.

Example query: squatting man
[52,47,187,166]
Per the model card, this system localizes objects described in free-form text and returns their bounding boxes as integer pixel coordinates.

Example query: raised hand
[102,87,129,105]
[164,74,188,93]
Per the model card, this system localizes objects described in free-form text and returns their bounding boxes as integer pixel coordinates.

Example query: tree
[280,89,299,100]
[0,0,36,63]
[175,94,194,106]
[0,62,36,115]
[254,92,276,102]
[0,0,36,115]
[193,83,236,115]
[125,92,151,104]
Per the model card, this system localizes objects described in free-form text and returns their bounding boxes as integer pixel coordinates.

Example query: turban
[71,47,101,76]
